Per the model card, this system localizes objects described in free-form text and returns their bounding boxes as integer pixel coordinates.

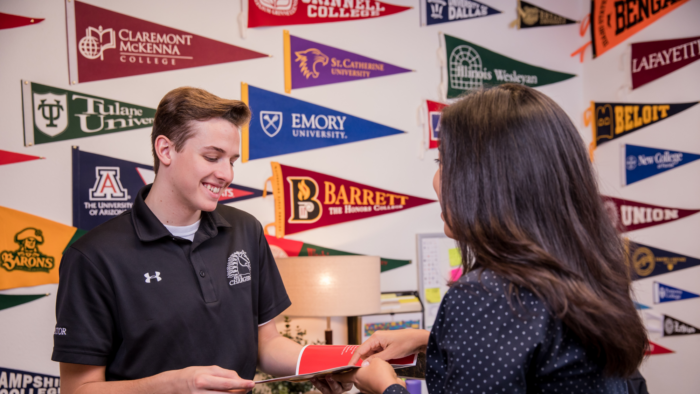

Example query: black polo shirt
[52,185,291,381]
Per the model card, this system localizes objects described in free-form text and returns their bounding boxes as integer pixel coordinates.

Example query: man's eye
[205,157,217,162]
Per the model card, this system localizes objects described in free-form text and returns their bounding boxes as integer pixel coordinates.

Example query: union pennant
[0,150,44,166]
[511,0,577,29]
[0,12,44,29]
[602,196,699,232]
[627,241,700,280]
[632,36,700,90]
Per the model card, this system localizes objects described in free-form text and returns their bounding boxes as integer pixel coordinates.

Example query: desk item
[416,233,460,330]
[405,379,422,394]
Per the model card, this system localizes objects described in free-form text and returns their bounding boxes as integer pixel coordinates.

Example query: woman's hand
[309,375,353,394]
[333,359,405,394]
[347,329,430,366]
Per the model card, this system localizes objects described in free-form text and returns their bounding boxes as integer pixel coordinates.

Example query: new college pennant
[21,81,156,146]
[646,340,674,355]
[268,162,436,237]
[441,34,576,99]
[654,282,699,304]
[241,83,403,162]
[66,1,267,84]
[0,367,60,391]
[628,242,700,280]
[283,31,411,93]
[266,235,410,272]
[420,0,500,26]
[0,150,43,166]
[512,0,577,29]
[623,144,700,186]
[0,293,48,311]
[590,0,689,58]
[631,36,700,90]
[0,12,44,29]
[422,100,447,150]
[602,196,699,232]
[663,314,699,337]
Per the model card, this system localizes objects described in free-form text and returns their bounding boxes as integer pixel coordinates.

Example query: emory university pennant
[511,0,577,29]
[654,282,699,304]
[623,144,700,186]
[422,100,447,150]
[627,241,700,280]
[0,367,61,392]
[0,293,48,311]
[268,162,436,237]
[602,196,699,232]
[0,150,44,166]
[663,314,699,337]
[631,36,700,90]
[420,0,500,26]
[66,0,267,83]
[0,12,44,29]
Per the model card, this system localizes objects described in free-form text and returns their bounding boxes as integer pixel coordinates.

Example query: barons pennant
[0,293,48,311]
[590,0,689,59]
[623,144,700,186]
[602,196,699,232]
[0,367,60,392]
[283,31,411,93]
[73,147,268,230]
[241,83,403,162]
[268,162,435,237]
[0,150,43,166]
[512,0,577,29]
[266,235,410,272]
[627,241,700,280]
[21,81,156,146]
[632,36,700,90]
[645,340,674,355]
[420,0,500,26]
[0,12,44,29]
[247,0,411,27]
[66,1,267,83]
[654,282,699,304]
[422,100,448,150]
[441,34,576,99]
[663,314,699,337]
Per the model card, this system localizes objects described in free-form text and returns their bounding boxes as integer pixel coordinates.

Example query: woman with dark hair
[332,84,648,394]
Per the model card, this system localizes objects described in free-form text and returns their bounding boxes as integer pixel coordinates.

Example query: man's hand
[175,366,255,393]
[333,359,404,394]
[347,329,430,367]
[309,375,353,394]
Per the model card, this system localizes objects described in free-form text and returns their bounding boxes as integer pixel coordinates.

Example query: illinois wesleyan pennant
[420,0,500,26]
[628,241,700,280]
[602,196,699,232]
[631,36,700,90]
[511,0,577,29]
[623,144,700,185]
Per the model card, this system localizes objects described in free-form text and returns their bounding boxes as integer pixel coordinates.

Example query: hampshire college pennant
[420,0,500,26]
[602,195,699,232]
[0,367,61,391]
[623,144,700,186]
[441,34,575,99]
[590,0,689,58]
[283,30,412,93]
[21,81,156,146]
[72,147,268,230]
[423,100,447,150]
[265,235,410,272]
[646,340,674,355]
[654,282,699,304]
[632,36,700,90]
[0,12,44,29]
[0,150,44,166]
[628,241,700,280]
[66,1,267,83]
[241,83,403,162]
[0,293,48,311]
[269,162,436,237]
[512,0,577,29]
[247,0,411,27]
[663,314,699,337]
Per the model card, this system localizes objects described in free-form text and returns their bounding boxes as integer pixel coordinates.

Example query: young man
[52,88,350,394]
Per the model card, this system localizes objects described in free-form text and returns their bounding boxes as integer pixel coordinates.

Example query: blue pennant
[624,144,700,185]
[654,282,699,304]
[421,0,501,26]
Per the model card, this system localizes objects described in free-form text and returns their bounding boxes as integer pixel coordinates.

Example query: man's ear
[154,135,173,169]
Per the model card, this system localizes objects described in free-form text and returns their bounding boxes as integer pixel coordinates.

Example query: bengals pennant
[420,0,501,26]
[628,242,700,280]
[632,36,700,89]
[654,282,699,304]
[0,150,44,166]
[268,162,436,237]
[662,314,700,337]
[66,1,267,83]
[602,196,699,232]
[421,100,447,150]
[646,340,674,355]
[0,12,44,29]
[511,0,577,29]
[0,293,48,311]
[623,144,700,186]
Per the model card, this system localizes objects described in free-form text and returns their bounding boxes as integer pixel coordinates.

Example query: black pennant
[514,0,577,29]
[664,315,700,337]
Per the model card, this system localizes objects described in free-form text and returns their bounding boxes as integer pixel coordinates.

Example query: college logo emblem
[429,112,441,141]
[428,0,445,19]
[227,251,252,286]
[78,25,116,60]
[33,92,68,137]
[288,177,322,223]
[296,48,329,79]
[260,111,283,137]
[449,45,486,91]
[254,0,298,16]
[594,104,613,141]
[632,246,657,277]
[625,155,637,171]
[89,167,130,201]
[0,228,55,273]
[627,242,700,280]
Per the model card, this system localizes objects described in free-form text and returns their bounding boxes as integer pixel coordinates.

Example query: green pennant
[22,81,156,146]
[298,242,411,273]
[0,293,48,311]
[442,34,576,99]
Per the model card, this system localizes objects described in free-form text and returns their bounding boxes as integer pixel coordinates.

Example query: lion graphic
[295,48,329,79]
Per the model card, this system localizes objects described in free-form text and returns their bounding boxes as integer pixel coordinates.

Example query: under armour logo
[144,272,161,283]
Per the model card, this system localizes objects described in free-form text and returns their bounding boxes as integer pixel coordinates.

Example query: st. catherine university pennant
[420,0,500,26]
[602,195,699,232]
[247,0,411,27]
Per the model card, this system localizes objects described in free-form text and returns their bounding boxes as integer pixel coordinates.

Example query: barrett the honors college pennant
[623,144,700,186]
[631,36,700,90]
[627,242,700,280]
[420,0,500,26]
[0,12,44,29]
[512,0,577,29]
[654,282,699,304]
[423,100,447,150]
[0,150,43,166]
[603,196,699,232]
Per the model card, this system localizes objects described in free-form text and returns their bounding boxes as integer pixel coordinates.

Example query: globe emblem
[449,45,483,91]
[79,36,102,59]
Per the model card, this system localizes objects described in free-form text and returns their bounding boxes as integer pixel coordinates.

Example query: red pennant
[0,150,43,166]
[0,12,44,30]
[218,187,254,201]
[424,100,447,150]
[631,36,700,90]
[646,340,674,355]
[602,196,699,232]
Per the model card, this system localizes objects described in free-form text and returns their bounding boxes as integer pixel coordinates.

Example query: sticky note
[448,248,462,267]
[425,288,441,304]
[450,267,463,282]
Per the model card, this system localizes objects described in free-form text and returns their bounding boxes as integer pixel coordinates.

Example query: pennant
[241,83,403,162]
[590,0,689,59]
[634,302,650,310]
[247,0,411,28]
[628,242,700,280]
[268,162,436,237]
[587,101,698,151]
[663,314,699,337]
[66,1,267,84]
[0,12,44,29]
[645,340,674,355]
[512,0,577,29]
[440,34,576,99]
[0,293,48,311]
[631,36,700,90]
[0,206,83,291]
[21,81,156,146]
[420,0,501,26]
[0,367,60,391]
[72,147,268,230]
[422,100,447,150]
[0,150,44,166]
[283,31,411,93]
[602,196,699,232]
[654,282,699,304]
[623,144,700,186]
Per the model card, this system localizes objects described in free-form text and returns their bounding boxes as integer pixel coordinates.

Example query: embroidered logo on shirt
[227,251,251,286]
[54,327,67,336]
[144,271,161,283]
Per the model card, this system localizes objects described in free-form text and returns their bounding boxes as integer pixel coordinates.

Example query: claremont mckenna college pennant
[602,196,699,232]
[627,242,700,280]
[420,0,500,26]
[631,36,700,90]
[623,144,700,185]
[247,0,411,27]
[66,1,267,83]
[512,0,577,29]
[21,81,155,146]
[441,34,575,99]
[268,163,435,237]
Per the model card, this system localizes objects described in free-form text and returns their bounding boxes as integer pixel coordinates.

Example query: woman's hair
[439,83,647,377]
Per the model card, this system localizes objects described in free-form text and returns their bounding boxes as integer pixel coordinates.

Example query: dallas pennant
[420,0,500,26]
[654,282,699,304]
[512,0,577,29]
[590,0,689,58]
[268,162,435,237]
[0,367,60,392]
[603,196,699,232]
[627,241,700,280]
[663,314,700,337]
[241,83,403,162]
[73,147,268,230]
[422,100,447,150]
[0,12,44,29]
[623,144,700,186]
[441,34,576,99]
[632,36,700,90]
[0,150,44,166]
[22,81,156,146]
[283,31,412,93]
[266,235,410,272]
[247,0,411,27]
[66,1,267,83]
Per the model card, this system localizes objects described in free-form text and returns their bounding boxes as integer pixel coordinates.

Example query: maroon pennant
[632,36,700,90]
[602,196,700,232]
[0,12,44,30]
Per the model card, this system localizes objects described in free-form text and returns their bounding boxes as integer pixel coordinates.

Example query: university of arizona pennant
[0,293,48,311]
[422,100,447,150]
[265,235,410,272]
[268,162,436,237]
[0,12,44,29]
[602,196,699,232]
[0,150,44,166]
[623,144,700,186]
[631,36,700,90]
[241,83,403,162]
[663,314,699,337]
[283,31,411,93]
[646,340,674,355]
[511,0,577,29]
[627,242,700,280]
[590,0,689,58]
[634,301,650,310]
[247,0,411,27]
[21,81,155,146]
[654,282,699,304]
[66,1,267,83]
[420,0,500,26]
[0,367,60,391]
[440,34,576,99]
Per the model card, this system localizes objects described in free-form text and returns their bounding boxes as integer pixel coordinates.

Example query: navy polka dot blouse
[383,269,627,394]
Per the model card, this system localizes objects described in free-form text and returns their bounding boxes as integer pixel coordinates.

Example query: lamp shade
[276,255,381,317]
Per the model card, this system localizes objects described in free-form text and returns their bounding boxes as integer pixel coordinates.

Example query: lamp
[275,255,381,345]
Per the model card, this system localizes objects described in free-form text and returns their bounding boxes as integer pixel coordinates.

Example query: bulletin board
[416,233,462,331]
